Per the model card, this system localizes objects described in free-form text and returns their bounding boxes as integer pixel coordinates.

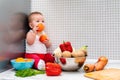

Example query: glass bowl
[57,56,86,71]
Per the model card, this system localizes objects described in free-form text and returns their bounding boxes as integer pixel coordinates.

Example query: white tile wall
[31,0,120,60]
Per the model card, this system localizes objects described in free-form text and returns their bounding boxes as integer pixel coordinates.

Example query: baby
[25,12,55,70]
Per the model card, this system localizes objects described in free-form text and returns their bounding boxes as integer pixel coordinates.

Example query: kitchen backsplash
[31,0,120,60]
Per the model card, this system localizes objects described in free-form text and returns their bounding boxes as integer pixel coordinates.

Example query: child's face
[29,14,45,29]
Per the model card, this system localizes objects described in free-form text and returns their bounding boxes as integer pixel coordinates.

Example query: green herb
[15,68,45,77]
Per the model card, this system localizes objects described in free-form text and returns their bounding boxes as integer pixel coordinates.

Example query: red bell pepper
[59,41,73,52]
[45,62,61,76]
[60,58,66,64]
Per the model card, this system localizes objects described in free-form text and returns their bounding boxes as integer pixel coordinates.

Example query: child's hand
[42,39,49,44]
[42,40,51,48]
[32,26,38,34]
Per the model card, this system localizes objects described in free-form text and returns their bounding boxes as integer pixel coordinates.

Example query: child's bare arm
[26,31,36,45]
[26,25,39,45]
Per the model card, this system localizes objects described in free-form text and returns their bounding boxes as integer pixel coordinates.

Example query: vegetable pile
[15,68,45,77]
[54,41,88,58]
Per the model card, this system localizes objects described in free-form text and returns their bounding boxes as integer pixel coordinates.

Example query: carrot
[98,56,108,66]
[95,61,105,71]
[95,56,108,71]
[84,56,108,72]
[83,64,95,73]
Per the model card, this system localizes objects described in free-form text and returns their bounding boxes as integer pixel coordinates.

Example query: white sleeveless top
[26,30,47,54]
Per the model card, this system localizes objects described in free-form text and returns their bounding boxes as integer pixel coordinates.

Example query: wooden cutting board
[84,68,120,80]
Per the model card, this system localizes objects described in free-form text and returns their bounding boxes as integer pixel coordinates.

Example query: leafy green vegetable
[15,68,45,77]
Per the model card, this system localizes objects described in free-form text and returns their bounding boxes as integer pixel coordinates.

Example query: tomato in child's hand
[37,23,45,32]
[39,34,48,42]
